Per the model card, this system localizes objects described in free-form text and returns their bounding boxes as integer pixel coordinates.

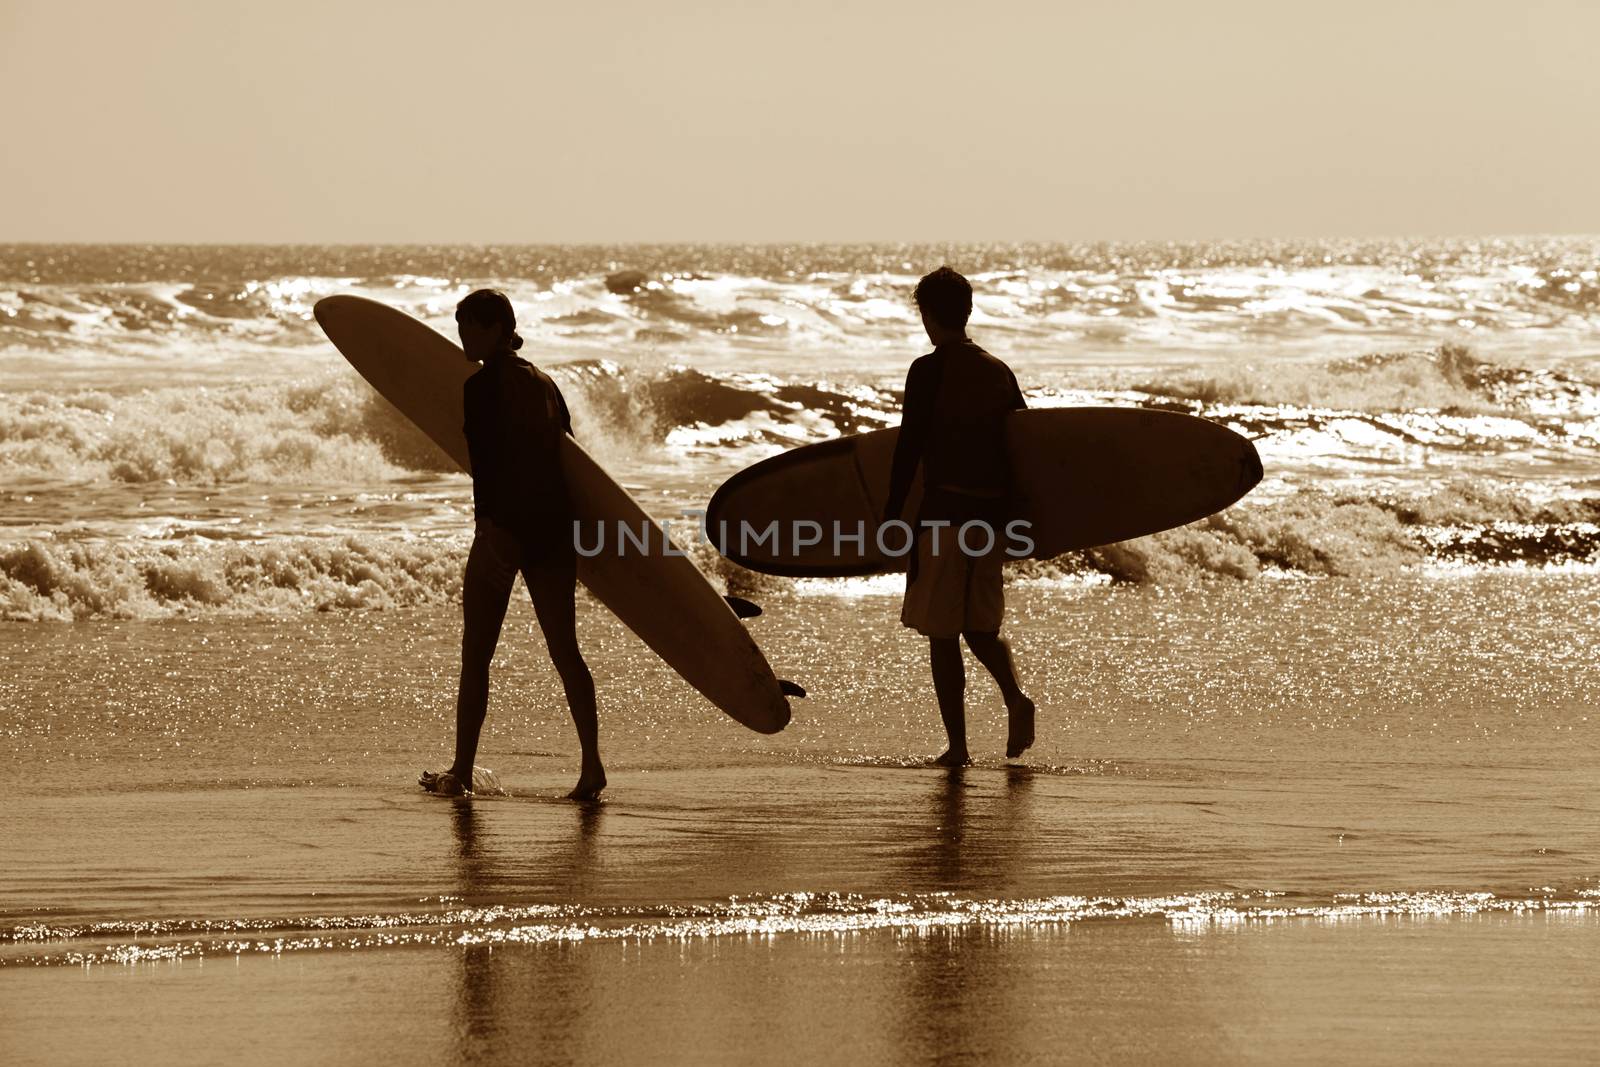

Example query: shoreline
[5,913,1598,1066]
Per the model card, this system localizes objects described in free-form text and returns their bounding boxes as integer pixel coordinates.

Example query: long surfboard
[314,295,791,734]
[707,408,1263,577]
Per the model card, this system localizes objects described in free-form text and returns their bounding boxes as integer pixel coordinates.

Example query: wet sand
[4,579,1598,1062]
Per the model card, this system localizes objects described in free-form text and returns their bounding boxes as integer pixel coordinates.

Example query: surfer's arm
[462,380,488,476]
[556,385,574,437]
[996,367,1027,505]
[463,378,514,525]
[883,358,934,522]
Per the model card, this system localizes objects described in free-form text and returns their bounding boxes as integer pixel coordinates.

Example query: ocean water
[4,239,1600,620]
[3,242,1598,1063]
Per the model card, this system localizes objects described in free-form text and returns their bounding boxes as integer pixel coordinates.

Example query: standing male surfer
[882,267,1037,766]
[420,289,605,800]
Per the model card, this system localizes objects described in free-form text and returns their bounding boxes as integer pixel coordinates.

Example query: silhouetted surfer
[420,289,605,800]
[883,268,1037,766]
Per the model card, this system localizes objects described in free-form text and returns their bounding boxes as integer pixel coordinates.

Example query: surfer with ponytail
[420,289,605,800]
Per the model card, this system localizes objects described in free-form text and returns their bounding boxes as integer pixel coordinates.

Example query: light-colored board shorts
[900,521,1006,638]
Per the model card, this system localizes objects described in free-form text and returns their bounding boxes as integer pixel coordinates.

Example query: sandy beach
[5,581,1597,1062]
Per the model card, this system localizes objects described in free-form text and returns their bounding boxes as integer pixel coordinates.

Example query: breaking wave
[5,484,1598,620]
[0,536,469,621]
[1012,490,1600,585]
[2,346,1597,488]
[0,375,435,485]
[5,238,1599,619]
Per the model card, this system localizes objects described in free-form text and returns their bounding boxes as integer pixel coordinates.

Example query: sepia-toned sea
[3,241,1597,1064]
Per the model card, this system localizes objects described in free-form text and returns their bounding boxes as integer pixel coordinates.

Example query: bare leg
[963,630,1035,758]
[445,528,518,789]
[929,636,969,766]
[527,554,604,800]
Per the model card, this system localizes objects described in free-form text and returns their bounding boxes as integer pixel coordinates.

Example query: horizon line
[3,231,1599,249]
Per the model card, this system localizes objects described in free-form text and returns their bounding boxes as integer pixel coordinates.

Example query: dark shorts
[461,519,577,663]
[475,510,575,566]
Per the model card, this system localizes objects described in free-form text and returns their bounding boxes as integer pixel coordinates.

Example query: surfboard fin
[779,679,807,698]
[724,595,762,619]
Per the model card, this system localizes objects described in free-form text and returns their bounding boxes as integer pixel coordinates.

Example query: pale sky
[2,0,1596,243]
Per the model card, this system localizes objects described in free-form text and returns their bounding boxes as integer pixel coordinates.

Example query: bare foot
[1006,696,1036,759]
[930,749,972,768]
[419,769,468,796]
[568,765,606,801]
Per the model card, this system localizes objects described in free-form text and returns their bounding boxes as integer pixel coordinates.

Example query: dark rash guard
[462,353,574,555]
[883,339,1026,523]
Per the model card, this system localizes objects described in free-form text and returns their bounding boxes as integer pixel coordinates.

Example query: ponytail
[455,289,521,352]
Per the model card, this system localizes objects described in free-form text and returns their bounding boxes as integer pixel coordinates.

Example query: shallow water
[5,913,1597,1066]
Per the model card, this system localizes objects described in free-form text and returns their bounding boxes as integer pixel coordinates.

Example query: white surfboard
[314,295,792,734]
